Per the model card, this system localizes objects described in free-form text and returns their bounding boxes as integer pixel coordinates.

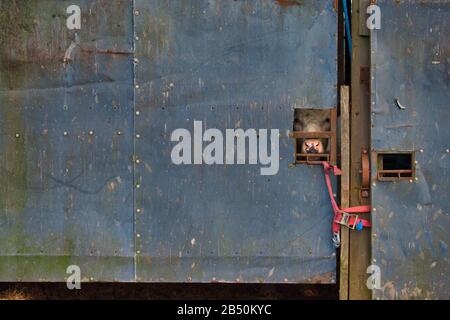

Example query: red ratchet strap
[321,162,372,248]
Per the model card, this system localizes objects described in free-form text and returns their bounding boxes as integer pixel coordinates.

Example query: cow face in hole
[303,139,324,154]
[293,109,331,155]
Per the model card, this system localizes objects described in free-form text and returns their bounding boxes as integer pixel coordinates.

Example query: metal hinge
[360,149,370,198]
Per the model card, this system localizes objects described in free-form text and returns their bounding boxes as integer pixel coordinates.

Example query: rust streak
[275,0,304,7]
[80,48,134,55]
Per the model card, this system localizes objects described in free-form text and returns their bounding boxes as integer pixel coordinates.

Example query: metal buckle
[332,232,340,248]
[338,212,359,230]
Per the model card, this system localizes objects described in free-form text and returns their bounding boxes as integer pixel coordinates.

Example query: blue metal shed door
[0,0,338,283]
[370,1,450,299]
[0,0,135,282]
[133,0,338,283]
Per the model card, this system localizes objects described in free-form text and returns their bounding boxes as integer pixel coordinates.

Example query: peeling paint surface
[371,1,450,299]
[134,0,337,283]
[0,0,135,281]
[0,0,337,283]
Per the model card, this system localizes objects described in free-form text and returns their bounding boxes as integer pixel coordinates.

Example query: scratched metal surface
[0,0,135,281]
[134,0,337,283]
[371,1,450,299]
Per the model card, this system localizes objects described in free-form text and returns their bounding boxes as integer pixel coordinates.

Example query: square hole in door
[291,108,337,165]
[377,152,415,181]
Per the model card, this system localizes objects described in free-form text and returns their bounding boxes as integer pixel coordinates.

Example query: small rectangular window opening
[291,108,337,165]
[377,152,415,181]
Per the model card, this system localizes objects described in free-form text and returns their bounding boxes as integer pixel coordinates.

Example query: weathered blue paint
[371,1,450,299]
[0,0,135,281]
[0,0,338,283]
[134,0,337,283]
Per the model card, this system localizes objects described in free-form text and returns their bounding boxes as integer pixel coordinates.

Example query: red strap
[321,162,372,236]
[342,206,371,213]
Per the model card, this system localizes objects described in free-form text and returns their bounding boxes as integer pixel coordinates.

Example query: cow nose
[306,147,319,154]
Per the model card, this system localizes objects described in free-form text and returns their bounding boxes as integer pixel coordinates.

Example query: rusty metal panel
[134,0,338,283]
[0,0,135,281]
[371,1,450,299]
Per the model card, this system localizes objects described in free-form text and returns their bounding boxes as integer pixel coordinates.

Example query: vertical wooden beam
[349,0,372,300]
[339,85,350,300]
[330,109,338,164]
